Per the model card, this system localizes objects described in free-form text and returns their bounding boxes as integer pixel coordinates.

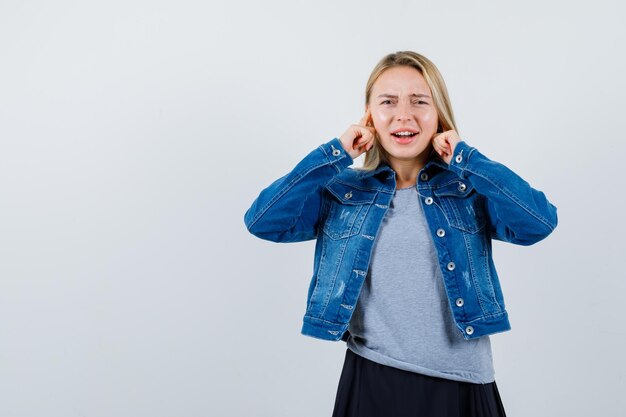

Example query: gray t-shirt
[346,185,495,384]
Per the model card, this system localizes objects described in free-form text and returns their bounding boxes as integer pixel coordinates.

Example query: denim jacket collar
[354,150,450,181]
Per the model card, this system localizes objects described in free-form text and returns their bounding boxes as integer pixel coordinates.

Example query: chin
[390,151,429,161]
[381,137,430,157]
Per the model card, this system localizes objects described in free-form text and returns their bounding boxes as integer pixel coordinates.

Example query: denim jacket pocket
[321,180,376,240]
[434,180,487,234]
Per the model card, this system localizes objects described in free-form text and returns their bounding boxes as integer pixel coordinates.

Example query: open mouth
[392,131,418,138]
[391,131,419,144]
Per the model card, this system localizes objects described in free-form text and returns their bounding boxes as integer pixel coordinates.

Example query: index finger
[359,108,371,126]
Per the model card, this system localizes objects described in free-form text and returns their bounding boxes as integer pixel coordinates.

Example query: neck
[388,151,431,189]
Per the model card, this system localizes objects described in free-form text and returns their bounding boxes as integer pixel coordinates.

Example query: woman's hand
[338,109,377,160]
[432,130,462,165]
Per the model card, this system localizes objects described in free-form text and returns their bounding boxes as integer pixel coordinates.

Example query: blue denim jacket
[244,138,558,341]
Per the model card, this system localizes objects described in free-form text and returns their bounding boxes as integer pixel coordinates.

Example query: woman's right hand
[338,109,376,160]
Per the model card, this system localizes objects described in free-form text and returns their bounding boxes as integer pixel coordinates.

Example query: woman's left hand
[432,130,462,165]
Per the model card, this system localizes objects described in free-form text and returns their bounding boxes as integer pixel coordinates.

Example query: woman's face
[368,65,439,168]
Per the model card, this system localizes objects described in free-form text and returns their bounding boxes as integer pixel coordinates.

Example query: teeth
[394,131,415,136]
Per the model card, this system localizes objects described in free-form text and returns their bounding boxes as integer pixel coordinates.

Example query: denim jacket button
[456,298,464,307]
[425,197,433,205]
[447,262,455,271]
[332,149,341,156]
[437,228,446,237]
[455,154,463,163]
[420,172,429,181]
[465,325,474,335]
[344,191,352,199]
[458,182,467,192]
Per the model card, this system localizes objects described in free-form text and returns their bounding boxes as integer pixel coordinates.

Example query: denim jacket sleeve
[447,141,558,245]
[244,138,354,243]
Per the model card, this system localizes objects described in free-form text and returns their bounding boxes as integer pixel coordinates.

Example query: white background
[1,1,625,416]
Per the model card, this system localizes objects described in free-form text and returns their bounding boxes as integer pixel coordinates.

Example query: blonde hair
[359,51,459,171]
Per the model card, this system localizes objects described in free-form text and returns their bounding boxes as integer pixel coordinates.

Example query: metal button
[458,182,467,192]
[425,197,433,205]
[455,298,464,307]
[447,262,455,271]
[455,154,463,163]
[344,191,352,199]
[332,148,341,156]
[436,228,445,237]
[465,325,474,335]
[420,172,429,181]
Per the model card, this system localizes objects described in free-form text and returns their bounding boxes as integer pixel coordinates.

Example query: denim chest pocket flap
[321,180,376,240]
[432,180,487,234]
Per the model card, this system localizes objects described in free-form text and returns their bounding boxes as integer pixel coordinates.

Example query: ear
[365,105,373,127]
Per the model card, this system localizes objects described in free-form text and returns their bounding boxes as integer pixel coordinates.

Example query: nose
[395,100,413,122]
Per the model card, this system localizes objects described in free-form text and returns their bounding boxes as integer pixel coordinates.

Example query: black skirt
[332,348,507,417]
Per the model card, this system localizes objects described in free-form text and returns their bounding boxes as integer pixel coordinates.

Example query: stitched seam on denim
[333,177,384,192]
[416,190,444,209]
[303,315,347,326]
[464,310,508,323]
[326,186,376,205]
[420,191,454,230]
[307,236,327,313]
[457,147,476,166]
[320,142,342,163]
[247,157,332,228]
[462,164,555,231]
[332,179,394,194]
[449,146,476,178]
[356,204,371,237]
[326,142,354,171]
[324,141,354,171]
[481,249,500,312]
[463,231,488,315]
[430,178,475,192]
[449,196,462,228]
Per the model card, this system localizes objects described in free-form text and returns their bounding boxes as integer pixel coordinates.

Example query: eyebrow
[377,93,431,99]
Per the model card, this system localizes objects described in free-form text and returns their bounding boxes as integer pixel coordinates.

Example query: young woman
[244,51,558,417]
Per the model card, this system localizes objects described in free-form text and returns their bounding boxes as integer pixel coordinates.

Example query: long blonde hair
[360,51,459,171]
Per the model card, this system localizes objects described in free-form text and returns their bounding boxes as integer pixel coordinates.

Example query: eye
[381,99,392,105]
[412,100,429,105]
